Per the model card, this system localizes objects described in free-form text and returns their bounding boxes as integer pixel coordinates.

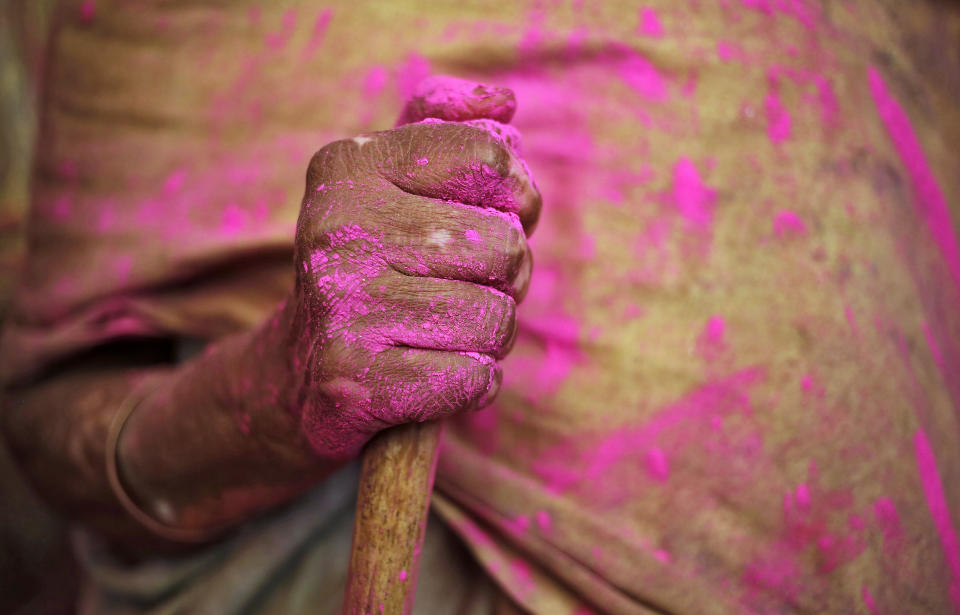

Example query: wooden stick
[343,420,443,615]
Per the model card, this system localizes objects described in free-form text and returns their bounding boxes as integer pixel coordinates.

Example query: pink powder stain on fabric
[765,91,791,144]
[913,428,960,610]
[51,195,73,221]
[163,169,187,194]
[861,585,879,614]
[363,65,388,99]
[772,209,807,237]
[843,304,860,338]
[672,157,716,235]
[869,66,960,292]
[696,315,727,362]
[644,446,670,481]
[220,203,249,236]
[506,514,531,536]
[397,53,432,100]
[416,157,429,166]
[464,229,482,243]
[638,8,665,37]
[616,47,668,101]
[921,321,945,371]
[653,549,671,563]
[301,8,333,60]
[79,0,95,22]
[872,497,903,553]
[510,559,537,598]
[265,8,297,51]
[509,297,583,404]
[532,368,765,496]
[742,554,802,606]
[398,569,407,582]
[535,510,552,534]
[811,74,840,127]
[716,41,737,62]
[741,0,820,30]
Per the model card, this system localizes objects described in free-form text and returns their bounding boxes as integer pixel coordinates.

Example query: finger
[360,273,518,359]
[371,121,542,235]
[371,347,502,424]
[396,75,517,126]
[367,192,532,300]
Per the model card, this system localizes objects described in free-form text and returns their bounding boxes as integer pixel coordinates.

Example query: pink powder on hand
[401,75,516,124]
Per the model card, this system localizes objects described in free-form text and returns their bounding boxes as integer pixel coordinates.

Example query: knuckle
[488,292,517,355]
[466,130,511,177]
[307,139,353,184]
[501,225,527,277]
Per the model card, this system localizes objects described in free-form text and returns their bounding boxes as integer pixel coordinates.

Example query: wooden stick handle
[343,420,443,615]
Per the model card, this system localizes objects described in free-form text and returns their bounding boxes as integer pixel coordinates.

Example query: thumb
[396,75,517,126]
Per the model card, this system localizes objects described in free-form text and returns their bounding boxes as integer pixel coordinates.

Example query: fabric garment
[75,464,497,614]
[2,0,960,613]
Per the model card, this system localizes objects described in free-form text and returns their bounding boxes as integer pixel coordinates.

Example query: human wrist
[114,304,332,537]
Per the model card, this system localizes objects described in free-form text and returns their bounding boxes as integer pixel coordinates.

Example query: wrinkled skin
[285,90,542,459]
[1,76,541,550]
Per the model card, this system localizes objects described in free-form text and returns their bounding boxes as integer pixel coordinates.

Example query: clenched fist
[282,78,542,460]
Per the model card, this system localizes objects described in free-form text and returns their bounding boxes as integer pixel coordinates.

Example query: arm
[2,78,540,557]
[2,309,321,555]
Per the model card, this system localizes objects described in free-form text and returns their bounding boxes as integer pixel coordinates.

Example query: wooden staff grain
[343,420,443,615]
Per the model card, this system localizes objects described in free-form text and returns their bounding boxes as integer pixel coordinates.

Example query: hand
[284,78,542,460]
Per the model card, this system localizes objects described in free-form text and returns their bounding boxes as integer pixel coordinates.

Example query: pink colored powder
[535,510,552,533]
[79,0,95,22]
[397,53,432,100]
[921,320,945,371]
[868,66,960,292]
[300,8,333,60]
[672,157,716,234]
[862,585,879,614]
[644,446,670,481]
[872,497,903,553]
[363,65,388,99]
[638,8,664,37]
[265,9,297,51]
[913,428,960,611]
[765,91,791,144]
[696,315,727,362]
[617,47,668,101]
[716,41,737,61]
[772,210,807,237]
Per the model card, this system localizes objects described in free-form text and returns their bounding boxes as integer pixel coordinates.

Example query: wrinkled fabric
[3,1,960,614]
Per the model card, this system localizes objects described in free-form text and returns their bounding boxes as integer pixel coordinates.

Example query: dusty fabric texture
[75,463,496,615]
[2,0,960,614]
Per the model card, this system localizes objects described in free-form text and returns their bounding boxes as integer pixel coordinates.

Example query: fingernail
[476,366,502,409]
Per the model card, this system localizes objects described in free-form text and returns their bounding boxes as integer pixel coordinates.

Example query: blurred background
[1,3,78,613]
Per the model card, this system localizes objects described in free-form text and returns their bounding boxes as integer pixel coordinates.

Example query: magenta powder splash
[913,428,960,612]
[868,66,960,292]
[638,8,664,37]
[672,157,715,235]
[765,91,791,145]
